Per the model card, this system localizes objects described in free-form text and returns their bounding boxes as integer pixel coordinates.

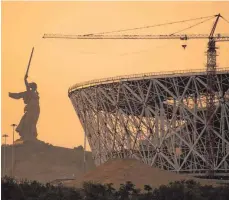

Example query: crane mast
[43,14,229,178]
[205,14,221,178]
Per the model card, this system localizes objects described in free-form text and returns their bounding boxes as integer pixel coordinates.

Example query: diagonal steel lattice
[69,68,229,177]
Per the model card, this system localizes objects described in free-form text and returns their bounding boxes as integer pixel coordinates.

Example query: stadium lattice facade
[69,68,229,177]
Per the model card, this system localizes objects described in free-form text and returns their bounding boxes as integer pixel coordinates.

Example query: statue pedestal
[14,137,40,145]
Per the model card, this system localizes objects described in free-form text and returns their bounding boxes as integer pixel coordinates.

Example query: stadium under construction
[68,68,229,177]
[44,14,229,178]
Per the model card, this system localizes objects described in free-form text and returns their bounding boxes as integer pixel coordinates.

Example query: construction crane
[43,13,229,177]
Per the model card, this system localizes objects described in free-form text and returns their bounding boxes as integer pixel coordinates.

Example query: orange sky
[1,1,229,149]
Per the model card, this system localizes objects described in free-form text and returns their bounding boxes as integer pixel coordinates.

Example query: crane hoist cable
[170,16,216,36]
[221,16,229,24]
[81,14,216,35]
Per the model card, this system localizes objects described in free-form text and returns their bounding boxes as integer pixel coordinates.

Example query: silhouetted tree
[2,176,229,200]
[116,181,141,200]
[82,181,115,200]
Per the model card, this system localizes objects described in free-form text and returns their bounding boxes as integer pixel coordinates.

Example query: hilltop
[1,140,95,183]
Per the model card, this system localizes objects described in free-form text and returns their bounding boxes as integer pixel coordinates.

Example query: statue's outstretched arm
[24,74,30,91]
[9,92,24,99]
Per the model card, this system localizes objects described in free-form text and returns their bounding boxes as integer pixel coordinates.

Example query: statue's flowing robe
[9,91,40,140]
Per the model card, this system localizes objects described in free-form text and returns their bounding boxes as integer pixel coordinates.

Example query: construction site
[42,13,229,180]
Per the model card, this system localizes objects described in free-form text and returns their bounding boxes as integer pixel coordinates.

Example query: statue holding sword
[9,47,40,142]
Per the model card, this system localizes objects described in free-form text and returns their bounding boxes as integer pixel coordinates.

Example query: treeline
[2,176,229,200]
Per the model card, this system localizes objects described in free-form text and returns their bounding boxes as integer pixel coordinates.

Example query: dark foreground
[2,176,229,200]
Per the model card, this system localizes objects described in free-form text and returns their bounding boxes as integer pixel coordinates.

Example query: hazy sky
[2,1,229,149]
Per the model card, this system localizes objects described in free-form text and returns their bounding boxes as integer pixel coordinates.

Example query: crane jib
[43,34,229,41]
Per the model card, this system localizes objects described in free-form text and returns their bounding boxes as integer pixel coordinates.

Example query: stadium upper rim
[68,67,229,94]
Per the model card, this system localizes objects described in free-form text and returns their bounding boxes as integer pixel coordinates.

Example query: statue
[9,47,40,142]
